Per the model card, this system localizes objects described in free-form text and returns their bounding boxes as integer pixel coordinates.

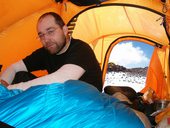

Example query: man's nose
[42,34,51,42]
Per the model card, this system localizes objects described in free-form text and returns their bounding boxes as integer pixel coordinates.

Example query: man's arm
[7,64,85,90]
[0,60,28,86]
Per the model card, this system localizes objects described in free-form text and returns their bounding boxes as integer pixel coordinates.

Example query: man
[0,12,102,91]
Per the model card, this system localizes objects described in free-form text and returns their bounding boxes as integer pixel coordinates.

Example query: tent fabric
[0,0,169,99]
[0,80,144,128]
[141,47,168,99]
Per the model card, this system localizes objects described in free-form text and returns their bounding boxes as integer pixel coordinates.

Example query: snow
[103,71,146,92]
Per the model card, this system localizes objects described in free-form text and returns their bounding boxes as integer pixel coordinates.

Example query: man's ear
[63,25,68,35]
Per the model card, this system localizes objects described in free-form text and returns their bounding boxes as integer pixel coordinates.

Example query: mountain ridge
[107,62,148,76]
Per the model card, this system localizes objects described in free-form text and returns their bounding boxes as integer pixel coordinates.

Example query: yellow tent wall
[0,0,170,98]
[141,46,169,99]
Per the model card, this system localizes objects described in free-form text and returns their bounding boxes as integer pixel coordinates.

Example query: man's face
[37,15,67,54]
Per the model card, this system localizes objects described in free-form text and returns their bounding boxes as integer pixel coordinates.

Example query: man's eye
[39,34,44,38]
[47,30,54,35]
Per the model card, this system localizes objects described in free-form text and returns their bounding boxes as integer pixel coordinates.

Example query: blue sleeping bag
[0,80,144,128]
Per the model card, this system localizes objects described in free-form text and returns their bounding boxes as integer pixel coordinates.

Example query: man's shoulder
[71,38,90,48]
[71,38,85,43]
[27,47,49,57]
[33,47,47,53]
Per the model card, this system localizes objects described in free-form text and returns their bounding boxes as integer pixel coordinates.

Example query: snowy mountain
[103,63,148,92]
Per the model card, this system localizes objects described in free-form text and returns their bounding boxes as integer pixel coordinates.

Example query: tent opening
[103,40,154,92]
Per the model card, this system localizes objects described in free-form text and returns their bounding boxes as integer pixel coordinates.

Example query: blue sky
[109,40,154,68]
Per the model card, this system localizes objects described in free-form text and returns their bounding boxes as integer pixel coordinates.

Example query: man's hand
[7,84,17,90]
[7,83,25,91]
[0,79,9,87]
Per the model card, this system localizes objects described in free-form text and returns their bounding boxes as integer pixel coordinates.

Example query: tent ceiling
[72,5,169,46]
[0,0,54,32]
[0,0,169,31]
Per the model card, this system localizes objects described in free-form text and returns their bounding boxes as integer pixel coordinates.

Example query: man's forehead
[37,16,57,30]
[38,15,55,24]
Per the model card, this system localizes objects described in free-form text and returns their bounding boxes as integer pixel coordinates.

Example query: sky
[109,40,154,68]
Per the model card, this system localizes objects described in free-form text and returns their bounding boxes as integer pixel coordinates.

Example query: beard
[45,37,66,55]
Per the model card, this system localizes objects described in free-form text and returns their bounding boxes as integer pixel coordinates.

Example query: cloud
[109,42,150,68]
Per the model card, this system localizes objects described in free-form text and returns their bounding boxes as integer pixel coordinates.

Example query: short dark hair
[38,12,65,27]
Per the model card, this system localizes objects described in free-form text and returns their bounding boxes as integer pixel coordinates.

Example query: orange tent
[0,0,169,99]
